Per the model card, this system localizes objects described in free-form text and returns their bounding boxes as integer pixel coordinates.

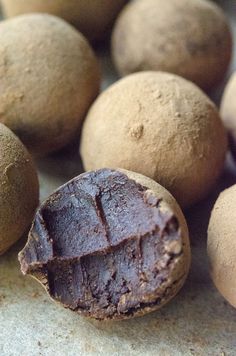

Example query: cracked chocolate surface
[19,169,184,320]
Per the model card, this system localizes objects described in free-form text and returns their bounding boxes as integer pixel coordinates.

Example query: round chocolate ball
[80,71,227,208]
[1,0,128,42]
[19,168,190,320]
[0,14,100,156]
[208,185,236,308]
[0,123,39,255]
[112,0,232,90]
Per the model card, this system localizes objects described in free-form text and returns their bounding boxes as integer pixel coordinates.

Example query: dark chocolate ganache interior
[19,169,183,320]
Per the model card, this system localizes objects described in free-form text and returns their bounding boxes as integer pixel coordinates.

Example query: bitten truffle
[19,168,191,320]
[220,72,236,158]
[0,123,39,255]
[208,185,236,308]
[1,0,127,42]
[80,71,227,208]
[112,0,232,90]
[0,14,100,156]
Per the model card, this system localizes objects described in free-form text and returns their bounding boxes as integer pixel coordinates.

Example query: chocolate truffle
[19,169,191,320]
[0,123,39,255]
[0,14,100,156]
[220,72,236,158]
[208,185,236,308]
[80,71,227,208]
[1,0,127,42]
[112,0,232,90]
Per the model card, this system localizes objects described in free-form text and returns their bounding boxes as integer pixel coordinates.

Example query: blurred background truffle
[112,0,232,90]
[0,0,128,42]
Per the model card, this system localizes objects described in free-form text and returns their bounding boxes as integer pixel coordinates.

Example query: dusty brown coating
[1,0,127,42]
[220,72,236,158]
[0,14,100,156]
[80,71,227,208]
[207,185,236,308]
[0,123,39,255]
[19,168,190,320]
[112,0,232,90]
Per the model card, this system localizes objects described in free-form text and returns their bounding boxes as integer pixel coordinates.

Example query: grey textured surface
[1,1,236,355]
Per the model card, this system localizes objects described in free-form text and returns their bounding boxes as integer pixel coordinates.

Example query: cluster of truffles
[0,0,235,320]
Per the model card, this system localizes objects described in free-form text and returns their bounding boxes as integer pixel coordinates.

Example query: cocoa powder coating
[0,14,100,156]
[208,185,236,308]
[112,0,232,90]
[0,123,39,255]
[80,71,227,208]
[1,0,127,41]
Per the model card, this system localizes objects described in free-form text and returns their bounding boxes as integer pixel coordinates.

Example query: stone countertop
[1,1,236,355]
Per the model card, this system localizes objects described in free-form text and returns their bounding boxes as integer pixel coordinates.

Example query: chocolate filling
[19,169,183,320]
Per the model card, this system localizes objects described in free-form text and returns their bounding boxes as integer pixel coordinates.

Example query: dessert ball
[19,168,190,320]
[0,123,39,255]
[80,71,227,208]
[208,185,236,308]
[220,72,236,158]
[0,14,100,156]
[112,0,232,90]
[1,0,127,42]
